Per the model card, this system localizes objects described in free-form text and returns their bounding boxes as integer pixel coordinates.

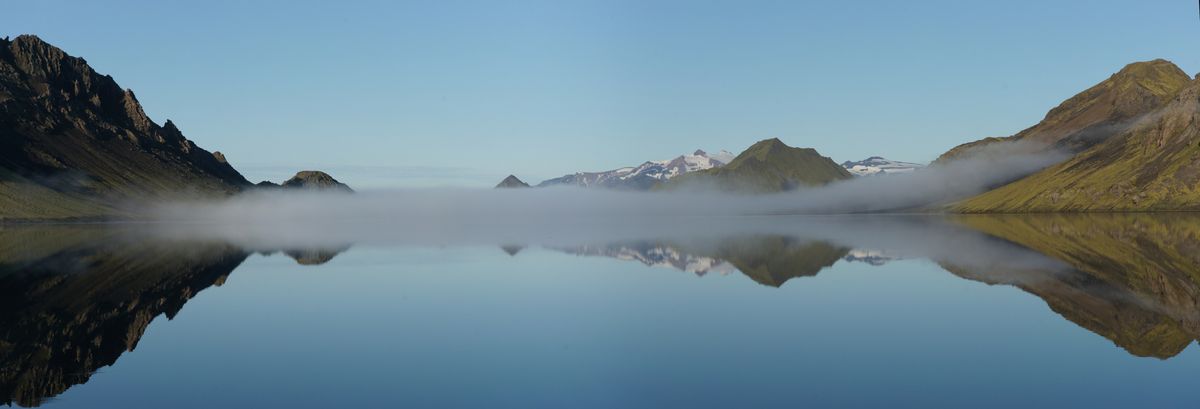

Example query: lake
[2,214,1198,408]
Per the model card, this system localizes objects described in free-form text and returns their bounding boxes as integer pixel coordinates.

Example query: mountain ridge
[662,138,852,193]
[936,59,1193,164]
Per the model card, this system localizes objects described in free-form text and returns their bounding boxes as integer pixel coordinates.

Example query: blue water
[36,244,1197,408]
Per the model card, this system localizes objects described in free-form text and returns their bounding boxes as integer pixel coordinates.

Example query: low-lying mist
[148,139,1066,225]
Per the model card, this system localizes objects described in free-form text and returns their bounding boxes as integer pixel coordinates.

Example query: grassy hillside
[953,76,1200,212]
[943,214,1200,358]
[662,138,851,193]
[936,59,1192,164]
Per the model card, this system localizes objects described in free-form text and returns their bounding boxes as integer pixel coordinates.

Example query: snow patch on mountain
[841,156,927,176]
[538,149,735,190]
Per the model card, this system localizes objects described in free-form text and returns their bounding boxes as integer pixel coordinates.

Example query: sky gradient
[3,0,1198,187]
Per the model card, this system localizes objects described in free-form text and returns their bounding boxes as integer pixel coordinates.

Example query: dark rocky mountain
[662,138,852,193]
[0,226,349,406]
[495,174,530,188]
[0,35,253,220]
[0,227,250,407]
[280,170,353,192]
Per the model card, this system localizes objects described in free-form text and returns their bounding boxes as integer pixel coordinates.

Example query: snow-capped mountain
[538,149,735,190]
[842,249,906,266]
[841,156,926,176]
[557,242,738,276]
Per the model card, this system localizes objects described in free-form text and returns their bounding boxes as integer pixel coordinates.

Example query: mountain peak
[743,138,790,156]
[281,171,353,192]
[938,58,1194,163]
[662,138,851,192]
[495,174,530,188]
[693,149,707,156]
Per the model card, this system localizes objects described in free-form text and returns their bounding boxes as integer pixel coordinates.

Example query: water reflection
[0,227,346,407]
[2,214,1199,406]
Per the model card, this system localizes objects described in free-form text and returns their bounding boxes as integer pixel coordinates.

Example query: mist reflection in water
[2,214,1199,407]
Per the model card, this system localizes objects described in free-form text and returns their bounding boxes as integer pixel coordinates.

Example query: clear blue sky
[4,0,1198,187]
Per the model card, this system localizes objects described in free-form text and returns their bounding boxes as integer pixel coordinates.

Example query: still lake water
[2,214,1198,408]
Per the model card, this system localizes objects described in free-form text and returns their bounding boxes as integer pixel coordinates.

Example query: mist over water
[143,139,1068,248]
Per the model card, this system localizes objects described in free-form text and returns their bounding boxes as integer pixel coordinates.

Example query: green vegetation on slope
[662,138,852,193]
[944,214,1200,358]
[953,75,1200,212]
[935,59,1193,164]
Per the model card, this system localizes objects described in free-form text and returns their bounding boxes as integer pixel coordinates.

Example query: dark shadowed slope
[0,35,251,220]
[0,227,250,407]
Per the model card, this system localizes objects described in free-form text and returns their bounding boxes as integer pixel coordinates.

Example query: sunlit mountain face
[3,214,1199,407]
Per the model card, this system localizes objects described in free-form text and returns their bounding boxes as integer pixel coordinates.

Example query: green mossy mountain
[953,70,1200,212]
[936,59,1193,164]
[0,35,252,220]
[661,138,851,193]
[281,170,353,192]
[944,214,1200,358]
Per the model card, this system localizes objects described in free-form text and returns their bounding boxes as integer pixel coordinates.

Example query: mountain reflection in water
[2,214,1199,406]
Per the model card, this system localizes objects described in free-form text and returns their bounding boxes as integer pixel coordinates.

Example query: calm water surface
[2,214,1198,408]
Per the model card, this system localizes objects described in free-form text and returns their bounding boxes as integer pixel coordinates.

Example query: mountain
[0,35,253,220]
[952,67,1200,212]
[942,214,1200,358]
[661,138,852,193]
[555,236,848,286]
[557,241,738,277]
[0,227,250,407]
[495,174,530,188]
[841,156,926,176]
[936,59,1193,164]
[280,170,353,192]
[537,149,734,190]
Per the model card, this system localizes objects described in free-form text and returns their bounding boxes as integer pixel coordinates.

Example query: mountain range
[841,156,926,176]
[5,34,1200,216]
[536,149,734,190]
[660,138,852,193]
[0,35,349,221]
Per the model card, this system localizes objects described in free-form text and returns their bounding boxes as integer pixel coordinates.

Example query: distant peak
[496,174,530,188]
[281,170,353,192]
[751,138,788,149]
[693,149,707,156]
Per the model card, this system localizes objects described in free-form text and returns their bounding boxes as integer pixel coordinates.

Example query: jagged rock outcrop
[0,35,252,220]
[0,227,250,407]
